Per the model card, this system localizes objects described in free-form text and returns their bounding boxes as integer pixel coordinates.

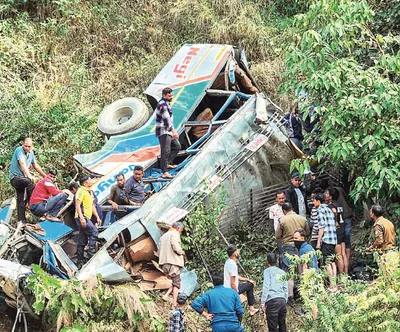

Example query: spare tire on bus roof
[97,97,150,136]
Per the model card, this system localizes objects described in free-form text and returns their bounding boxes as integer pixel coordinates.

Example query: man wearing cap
[75,175,102,268]
[169,293,187,332]
[121,166,146,206]
[29,169,67,222]
[192,273,244,332]
[224,245,258,316]
[158,221,186,308]
[285,171,312,217]
[261,253,288,332]
[9,137,46,223]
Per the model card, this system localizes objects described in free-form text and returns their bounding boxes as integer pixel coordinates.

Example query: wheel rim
[111,106,133,126]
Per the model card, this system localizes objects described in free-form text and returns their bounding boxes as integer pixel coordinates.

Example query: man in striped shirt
[314,193,337,288]
[310,191,320,249]
[155,87,181,179]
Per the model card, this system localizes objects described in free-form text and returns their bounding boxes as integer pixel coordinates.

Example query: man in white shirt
[224,245,259,316]
[269,191,286,262]
[269,191,286,232]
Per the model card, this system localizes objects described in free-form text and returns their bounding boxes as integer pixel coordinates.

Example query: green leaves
[26,266,157,331]
[290,158,310,178]
[283,0,400,213]
[299,252,400,331]
[182,191,226,250]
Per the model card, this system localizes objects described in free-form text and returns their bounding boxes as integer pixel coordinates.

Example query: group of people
[160,221,289,332]
[8,137,153,268]
[8,87,181,225]
[8,85,191,228]
[165,171,397,332]
[8,90,398,332]
[270,171,396,289]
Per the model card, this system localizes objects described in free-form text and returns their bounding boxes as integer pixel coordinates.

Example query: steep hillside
[0,0,291,200]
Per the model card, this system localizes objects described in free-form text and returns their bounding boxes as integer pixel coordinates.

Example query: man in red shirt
[29,169,67,221]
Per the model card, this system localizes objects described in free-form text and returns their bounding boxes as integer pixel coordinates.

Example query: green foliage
[183,191,226,250]
[283,0,400,214]
[26,265,160,331]
[290,158,310,178]
[298,251,400,331]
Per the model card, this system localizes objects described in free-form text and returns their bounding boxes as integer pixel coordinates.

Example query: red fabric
[29,177,63,205]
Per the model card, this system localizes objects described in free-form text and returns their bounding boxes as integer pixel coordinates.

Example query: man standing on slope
[275,202,310,302]
[9,137,46,223]
[158,222,186,308]
[367,204,396,252]
[285,172,313,218]
[314,193,337,289]
[156,87,181,179]
[261,253,288,332]
[192,273,244,332]
[75,175,102,268]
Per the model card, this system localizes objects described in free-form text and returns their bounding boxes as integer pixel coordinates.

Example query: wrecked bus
[0,44,293,318]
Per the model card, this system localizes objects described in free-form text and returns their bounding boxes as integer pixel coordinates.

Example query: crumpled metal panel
[76,250,132,282]
[0,259,31,282]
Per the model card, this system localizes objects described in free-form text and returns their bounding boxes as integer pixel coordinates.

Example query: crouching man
[29,169,67,221]
[75,175,102,268]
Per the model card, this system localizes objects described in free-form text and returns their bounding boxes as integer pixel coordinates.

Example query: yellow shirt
[75,186,94,219]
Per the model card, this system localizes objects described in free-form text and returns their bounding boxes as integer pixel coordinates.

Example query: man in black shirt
[121,166,146,206]
[107,173,126,210]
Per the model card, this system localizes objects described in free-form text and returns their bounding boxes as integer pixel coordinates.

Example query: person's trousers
[290,137,303,151]
[158,134,181,173]
[30,193,67,217]
[75,218,98,261]
[345,217,352,249]
[265,297,287,332]
[10,176,35,222]
[212,322,244,332]
[238,282,256,306]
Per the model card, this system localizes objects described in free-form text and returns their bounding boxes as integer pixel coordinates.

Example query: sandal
[46,215,61,222]
[161,173,174,179]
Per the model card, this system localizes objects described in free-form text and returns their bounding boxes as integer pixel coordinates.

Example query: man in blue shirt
[293,229,318,271]
[9,137,46,223]
[261,253,288,332]
[192,273,244,332]
[121,166,146,206]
